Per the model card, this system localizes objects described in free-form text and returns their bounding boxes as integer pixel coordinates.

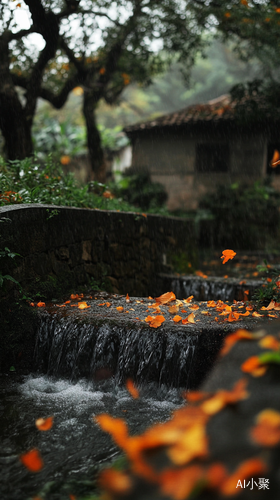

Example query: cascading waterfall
[34,312,199,388]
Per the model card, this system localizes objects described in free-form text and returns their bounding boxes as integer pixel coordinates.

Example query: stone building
[124,94,280,211]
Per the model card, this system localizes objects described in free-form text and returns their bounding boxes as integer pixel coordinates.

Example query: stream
[0,374,184,500]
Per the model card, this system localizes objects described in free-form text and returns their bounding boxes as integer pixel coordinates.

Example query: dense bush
[111,169,168,211]
[199,181,280,250]
[0,156,137,212]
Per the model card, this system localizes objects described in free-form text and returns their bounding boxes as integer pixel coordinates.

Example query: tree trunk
[0,94,33,160]
[82,91,106,183]
[0,35,33,160]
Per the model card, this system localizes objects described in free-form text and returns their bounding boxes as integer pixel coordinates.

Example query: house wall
[130,126,267,210]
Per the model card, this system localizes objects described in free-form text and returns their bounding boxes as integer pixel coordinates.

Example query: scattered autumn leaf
[183,296,193,304]
[221,249,236,264]
[259,335,280,351]
[220,458,267,496]
[173,315,182,323]
[200,379,248,415]
[189,304,199,310]
[126,379,139,399]
[250,408,280,446]
[207,300,216,308]
[78,301,90,309]
[126,293,130,302]
[271,149,280,167]
[168,304,179,314]
[98,468,132,495]
[20,449,44,472]
[35,416,53,431]
[116,306,124,312]
[145,315,165,328]
[182,313,195,324]
[155,292,176,305]
[36,301,45,307]
[241,356,267,377]
[220,329,256,357]
[159,465,204,500]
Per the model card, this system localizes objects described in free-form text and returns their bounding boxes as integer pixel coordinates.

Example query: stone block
[55,246,70,261]
[82,240,92,262]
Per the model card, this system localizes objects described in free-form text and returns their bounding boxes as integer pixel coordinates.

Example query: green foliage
[0,217,21,290]
[199,181,280,250]
[167,249,197,275]
[253,260,280,306]
[32,116,130,163]
[111,170,168,211]
[0,155,139,212]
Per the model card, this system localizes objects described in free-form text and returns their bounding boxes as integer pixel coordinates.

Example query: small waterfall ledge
[33,292,267,390]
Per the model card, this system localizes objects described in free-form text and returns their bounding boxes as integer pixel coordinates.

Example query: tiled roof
[123,94,264,133]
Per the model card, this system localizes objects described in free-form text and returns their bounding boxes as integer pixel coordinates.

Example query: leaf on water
[250,408,280,446]
[126,379,139,399]
[20,449,44,472]
[155,291,176,305]
[35,416,53,431]
[220,249,236,264]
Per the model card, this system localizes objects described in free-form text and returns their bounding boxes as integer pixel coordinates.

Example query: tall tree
[1,0,205,181]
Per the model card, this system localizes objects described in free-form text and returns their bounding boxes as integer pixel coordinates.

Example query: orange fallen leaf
[220,458,267,495]
[250,408,280,446]
[126,379,139,399]
[182,313,195,324]
[227,311,240,322]
[98,468,132,495]
[259,335,280,351]
[220,329,256,356]
[252,311,264,317]
[200,379,248,415]
[78,301,90,309]
[271,149,280,167]
[35,416,53,431]
[70,294,79,299]
[173,315,182,323]
[126,293,130,303]
[145,315,165,328]
[36,301,45,307]
[155,292,176,305]
[241,356,267,377]
[20,449,44,472]
[185,391,209,403]
[189,304,199,310]
[64,300,71,304]
[183,296,193,304]
[116,306,124,312]
[195,270,208,278]
[201,310,211,316]
[159,465,204,500]
[221,249,236,264]
[207,300,216,307]
[168,304,179,314]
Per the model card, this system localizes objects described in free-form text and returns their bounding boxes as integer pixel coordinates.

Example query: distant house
[123,94,280,210]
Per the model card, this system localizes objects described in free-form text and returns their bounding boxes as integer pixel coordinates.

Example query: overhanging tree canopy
[0,0,205,180]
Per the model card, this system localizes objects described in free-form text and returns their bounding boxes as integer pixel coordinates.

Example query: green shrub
[111,169,168,211]
[0,155,139,212]
[199,181,280,250]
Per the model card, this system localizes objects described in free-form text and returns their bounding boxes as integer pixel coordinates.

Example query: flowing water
[0,374,184,500]
[1,312,197,500]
